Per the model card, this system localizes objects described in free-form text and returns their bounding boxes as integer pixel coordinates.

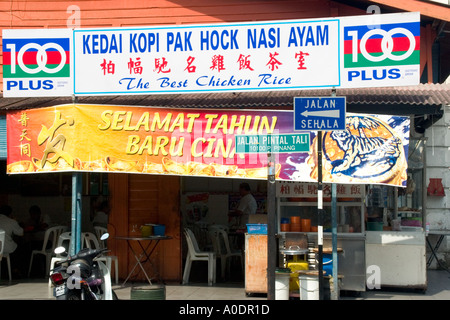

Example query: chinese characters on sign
[37,111,75,168]
[18,112,31,158]
[277,182,363,198]
[99,51,306,77]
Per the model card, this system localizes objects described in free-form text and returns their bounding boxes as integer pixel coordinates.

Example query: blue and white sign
[2,12,420,97]
[293,97,346,131]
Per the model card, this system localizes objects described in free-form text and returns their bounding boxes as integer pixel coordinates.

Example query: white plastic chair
[82,232,119,285]
[183,228,216,286]
[94,226,108,249]
[28,225,67,277]
[210,228,243,279]
[0,229,12,282]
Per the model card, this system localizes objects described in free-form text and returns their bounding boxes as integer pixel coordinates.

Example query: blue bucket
[153,224,166,236]
[322,254,336,276]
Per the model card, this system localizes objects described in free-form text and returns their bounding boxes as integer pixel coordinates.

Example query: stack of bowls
[307,242,316,270]
[290,216,302,232]
[301,219,311,232]
[280,218,290,232]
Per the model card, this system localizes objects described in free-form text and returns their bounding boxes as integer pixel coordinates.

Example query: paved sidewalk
[0,270,449,300]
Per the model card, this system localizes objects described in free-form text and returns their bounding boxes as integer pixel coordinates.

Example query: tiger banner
[6,104,410,186]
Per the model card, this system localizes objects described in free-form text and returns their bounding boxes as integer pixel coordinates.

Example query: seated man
[0,205,24,255]
[23,205,51,249]
[0,205,24,277]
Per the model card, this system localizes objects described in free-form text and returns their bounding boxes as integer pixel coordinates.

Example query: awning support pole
[331,183,338,300]
[317,130,324,300]
[331,88,339,300]
[70,172,82,256]
[267,152,277,300]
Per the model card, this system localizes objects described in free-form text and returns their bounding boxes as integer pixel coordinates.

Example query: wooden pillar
[158,175,182,281]
[421,24,437,83]
[107,173,129,280]
[426,24,433,83]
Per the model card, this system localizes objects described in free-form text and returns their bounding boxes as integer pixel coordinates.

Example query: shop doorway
[180,176,267,284]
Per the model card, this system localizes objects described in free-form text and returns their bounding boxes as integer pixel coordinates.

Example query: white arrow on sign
[301,109,340,118]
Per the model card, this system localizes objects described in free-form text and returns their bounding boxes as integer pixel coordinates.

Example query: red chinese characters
[295,51,309,70]
[154,57,171,73]
[266,52,282,71]
[128,57,143,75]
[210,55,226,72]
[100,59,115,75]
[185,56,196,73]
[237,54,254,71]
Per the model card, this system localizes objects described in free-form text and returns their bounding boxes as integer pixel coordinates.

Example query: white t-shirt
[0,215,24,254]
[237,194,257,216]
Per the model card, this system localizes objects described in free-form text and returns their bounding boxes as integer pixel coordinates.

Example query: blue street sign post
[294,95,346,300]
[235,131,310,300]
[293,97,346,131]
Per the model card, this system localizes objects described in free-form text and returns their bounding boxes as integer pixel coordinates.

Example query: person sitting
[92,201,110,229]
[23,205,51,248]
[0,205,24,255]
[0,205,24,277]
[234,182,257,226]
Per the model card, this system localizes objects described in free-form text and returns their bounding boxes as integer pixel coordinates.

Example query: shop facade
[1,0,450,293]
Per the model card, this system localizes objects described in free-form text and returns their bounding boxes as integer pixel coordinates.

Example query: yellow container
[287,256,308,291]
[141,225,153,237]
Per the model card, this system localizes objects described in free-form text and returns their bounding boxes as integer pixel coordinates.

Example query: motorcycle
[49,233,118,300]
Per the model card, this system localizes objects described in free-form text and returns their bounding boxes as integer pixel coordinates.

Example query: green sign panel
[235,133,310,154]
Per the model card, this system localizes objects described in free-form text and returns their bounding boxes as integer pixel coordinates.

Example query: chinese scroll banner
[6,104,410,187]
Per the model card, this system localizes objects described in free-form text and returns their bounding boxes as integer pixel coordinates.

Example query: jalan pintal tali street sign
[235,133,310,154]
[294,97,346,131]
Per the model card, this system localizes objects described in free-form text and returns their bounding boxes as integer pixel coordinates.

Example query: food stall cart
[276,181,367,293]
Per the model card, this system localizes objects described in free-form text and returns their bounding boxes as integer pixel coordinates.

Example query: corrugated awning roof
[0,83,449,114]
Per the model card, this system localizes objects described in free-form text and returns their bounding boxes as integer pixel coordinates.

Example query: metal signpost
[236,133,310,300]
[294,96,346,300]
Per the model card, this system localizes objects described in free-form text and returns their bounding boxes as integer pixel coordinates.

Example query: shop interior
[0,132,426,289]
[0,160,109,278]
[180,176,267,284]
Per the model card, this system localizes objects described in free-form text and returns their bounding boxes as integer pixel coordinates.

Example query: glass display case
[276,182,365,235]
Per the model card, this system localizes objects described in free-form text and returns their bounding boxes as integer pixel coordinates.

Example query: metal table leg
[427,235,444,268]
[122,240,154,286]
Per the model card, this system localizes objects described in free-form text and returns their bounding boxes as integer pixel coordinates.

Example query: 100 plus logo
[344,22,420,68]
[3,38,70,92]
[3,38,70,77]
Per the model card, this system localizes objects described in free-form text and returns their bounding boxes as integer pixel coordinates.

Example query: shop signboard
[276,181,364,198]
[6,104,410,187]
[2,12,420,97]
[235,133,310,154]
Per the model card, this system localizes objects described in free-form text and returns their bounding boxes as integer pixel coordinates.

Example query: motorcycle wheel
[57,290,81,300]
[67,290,82,300]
